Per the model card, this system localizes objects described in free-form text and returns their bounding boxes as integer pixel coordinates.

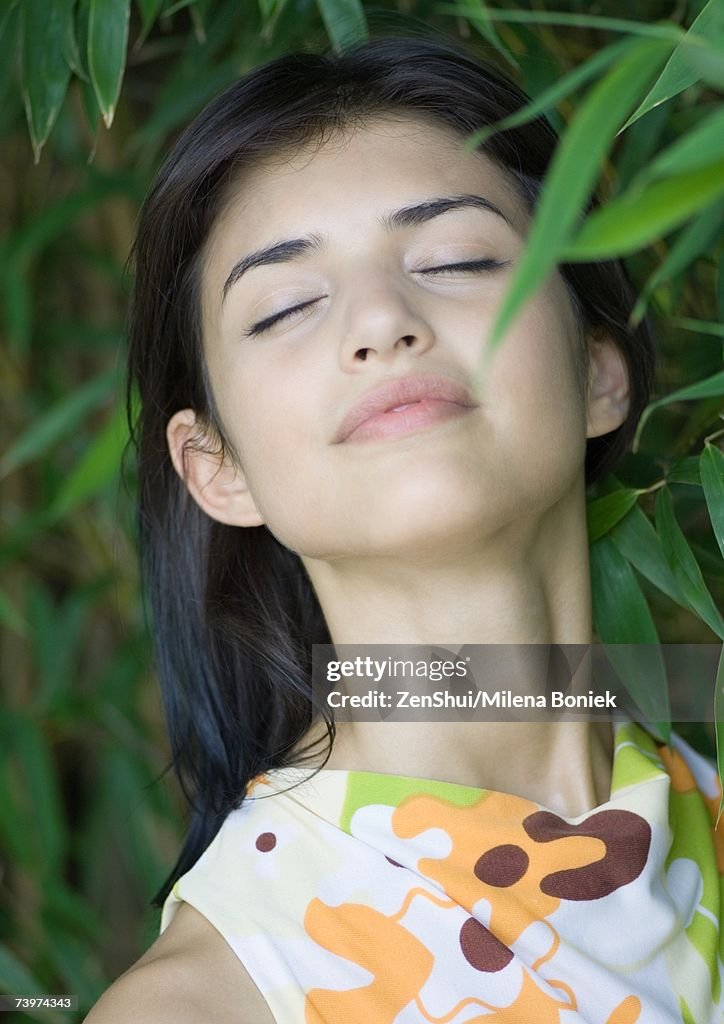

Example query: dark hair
[127,33,657,907]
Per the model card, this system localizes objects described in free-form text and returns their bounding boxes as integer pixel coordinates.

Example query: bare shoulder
[83,902,276,1024]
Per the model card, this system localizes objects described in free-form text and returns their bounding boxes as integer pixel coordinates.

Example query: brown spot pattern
[459,916,514,973]
[474,844,529,887]
[523,809,651,900]
[255,831,277,852]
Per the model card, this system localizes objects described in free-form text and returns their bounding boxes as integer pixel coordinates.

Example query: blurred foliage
[0,0,723,1017]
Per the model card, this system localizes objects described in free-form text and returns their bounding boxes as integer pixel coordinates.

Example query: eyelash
[242,258,508,337]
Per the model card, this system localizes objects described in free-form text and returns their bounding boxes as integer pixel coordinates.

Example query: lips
[333,373,479,444]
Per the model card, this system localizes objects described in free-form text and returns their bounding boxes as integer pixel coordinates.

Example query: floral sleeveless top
[160,717,724,1023]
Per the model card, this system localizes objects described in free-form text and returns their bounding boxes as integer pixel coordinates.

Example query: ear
[585,332,631,439]
[166,409,265,527]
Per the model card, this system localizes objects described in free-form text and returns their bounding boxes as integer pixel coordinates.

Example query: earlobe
[585,333,631,439]
[165,409,265,528]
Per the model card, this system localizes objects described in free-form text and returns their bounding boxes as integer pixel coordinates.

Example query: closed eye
[243,298,323,337]
[242,259,509,337]
[419,258,509,275]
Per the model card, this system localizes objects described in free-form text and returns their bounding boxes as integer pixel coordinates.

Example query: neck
[298,474,614,817]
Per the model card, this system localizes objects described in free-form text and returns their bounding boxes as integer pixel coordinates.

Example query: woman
[85,34,724,1024]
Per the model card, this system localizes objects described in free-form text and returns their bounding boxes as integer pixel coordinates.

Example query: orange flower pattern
[161,716,724,1022]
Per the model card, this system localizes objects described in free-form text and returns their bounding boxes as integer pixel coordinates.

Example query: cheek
[214,370,328,546]
[484,292,587,480]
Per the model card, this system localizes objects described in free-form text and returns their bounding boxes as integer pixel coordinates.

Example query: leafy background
[0,0,723,1018]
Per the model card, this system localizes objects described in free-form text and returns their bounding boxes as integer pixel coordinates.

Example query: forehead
[206,113,527,252]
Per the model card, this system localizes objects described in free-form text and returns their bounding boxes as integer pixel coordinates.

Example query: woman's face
[191,115,592,559]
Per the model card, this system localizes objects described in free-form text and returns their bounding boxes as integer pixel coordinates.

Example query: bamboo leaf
[88,0,130,128]
[586,488,644,543]
[634,370,724,450]
[463,0,514,67]
[50,401,128,517]
[562,161,724,261]
[10,713,68,875]
[622,0,724,130]
[316,0,367,52]
[438,5,687,43]
[0,586,26,635]
[61,0,82,77]
[609,502,686,606]
[715,644,724,824]
[667,455,702,486]
[590,536,670,740]
[464,36,635,151]
[483,38,672,361]
[135,0,164,46]
[0,1,19,41]
[685,33,724,89]
[655,485,724,639]
[670,318,724,338]
[700,443,724,561]
[0,944,45,992]
[0,945,67,1024]
[20,0,73,161]
[0,370,115,479]
[642,107,724,182]
[591,535,661,642]
[632,204,724,324]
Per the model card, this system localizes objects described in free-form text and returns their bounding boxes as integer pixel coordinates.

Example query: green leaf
[437,5,687,43]
[700,443,724,561]
[316,0,367,51]
[483,37,672,361]
[0,1,19,41]
[562,161,724,261]
[655,485,724,639]
[609,502,686,607]
[0,945,67,1024]
[0,722,33,865]
[590,536,670,740]
[632,203,724,324]
[463,0,514,67]
[258,0,290,44]
[135,0,164,45]
[10,712,68,875]
[20,0,73,161]
[61,0,82,77]
[0,370,115,479]
[49,401,128,517]
[643,107,724,182]
[0,943,45,992]
[667,455,703,486]
[622,0,724,130]
[670,317,724,338]
[586,488,644,543]
[6,170,138,262]
[634,370,724,449]
[715,643,724,824]
[464,36,635,151]
[0,586,26,635]
[681,30,724,88]
[88,0,130,128]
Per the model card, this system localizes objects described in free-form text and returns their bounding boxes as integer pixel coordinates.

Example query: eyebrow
[220,193,511,304]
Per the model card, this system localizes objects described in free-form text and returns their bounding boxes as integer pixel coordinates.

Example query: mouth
[342,397,474,443]
[334,373,479,444]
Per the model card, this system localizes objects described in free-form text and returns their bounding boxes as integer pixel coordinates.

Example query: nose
[338,280,435,367]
